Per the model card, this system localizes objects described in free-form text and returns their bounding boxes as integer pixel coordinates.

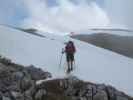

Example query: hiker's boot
[71,67,73,71]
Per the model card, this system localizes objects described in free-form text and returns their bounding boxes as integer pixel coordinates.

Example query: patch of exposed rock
[0,55,51,100]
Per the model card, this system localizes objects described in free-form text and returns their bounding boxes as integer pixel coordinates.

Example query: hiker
[62,41,76,73]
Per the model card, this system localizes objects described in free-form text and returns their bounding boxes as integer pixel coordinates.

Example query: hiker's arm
[62,51,65,54]
[61,48,65,54]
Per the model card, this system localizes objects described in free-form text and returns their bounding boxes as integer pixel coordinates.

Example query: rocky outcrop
[0,56,51,100]
[36,76,132,100]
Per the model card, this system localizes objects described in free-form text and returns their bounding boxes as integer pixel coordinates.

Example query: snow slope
[0,25,133,96]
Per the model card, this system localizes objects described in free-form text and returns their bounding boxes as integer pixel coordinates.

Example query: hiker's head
[68,41,74,45]
[68,41,73,43]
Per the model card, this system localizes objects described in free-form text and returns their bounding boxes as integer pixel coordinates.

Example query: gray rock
[6,82,21,92]
[97,84,106,91]
[26,65,51,81]
[0,92,2,100]
[44,72,52,79]
[80,97,87,100]
[24,91,33,100]
[117,95,128,100]
[65,87,75,96]
[71,96,79,100]
[106,86,117,100]
[85,84,97,97]
[94,90,108,100]
[24,81,36,100]
[2,96,11,100]
[20,77,33,92]
[11,91,22,98]
[35,89,47,100]
[12,71,24,81]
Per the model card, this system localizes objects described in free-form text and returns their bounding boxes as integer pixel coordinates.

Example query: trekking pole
[59,53,63,69]
[59,48,64,69]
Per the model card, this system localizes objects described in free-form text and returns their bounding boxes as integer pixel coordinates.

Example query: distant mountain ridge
[0,24,46,38]
[19,28,46,38]
[90,28,133,32]
[72,32,133,58]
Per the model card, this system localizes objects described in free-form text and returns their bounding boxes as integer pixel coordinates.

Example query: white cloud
[1,0,132,35]
[104,0,133,29]
[21,0,110,35]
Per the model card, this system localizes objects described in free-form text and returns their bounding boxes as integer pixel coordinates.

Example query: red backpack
[65,41,76,53]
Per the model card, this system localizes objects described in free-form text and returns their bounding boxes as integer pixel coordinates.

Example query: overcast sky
[0,0,132,34]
